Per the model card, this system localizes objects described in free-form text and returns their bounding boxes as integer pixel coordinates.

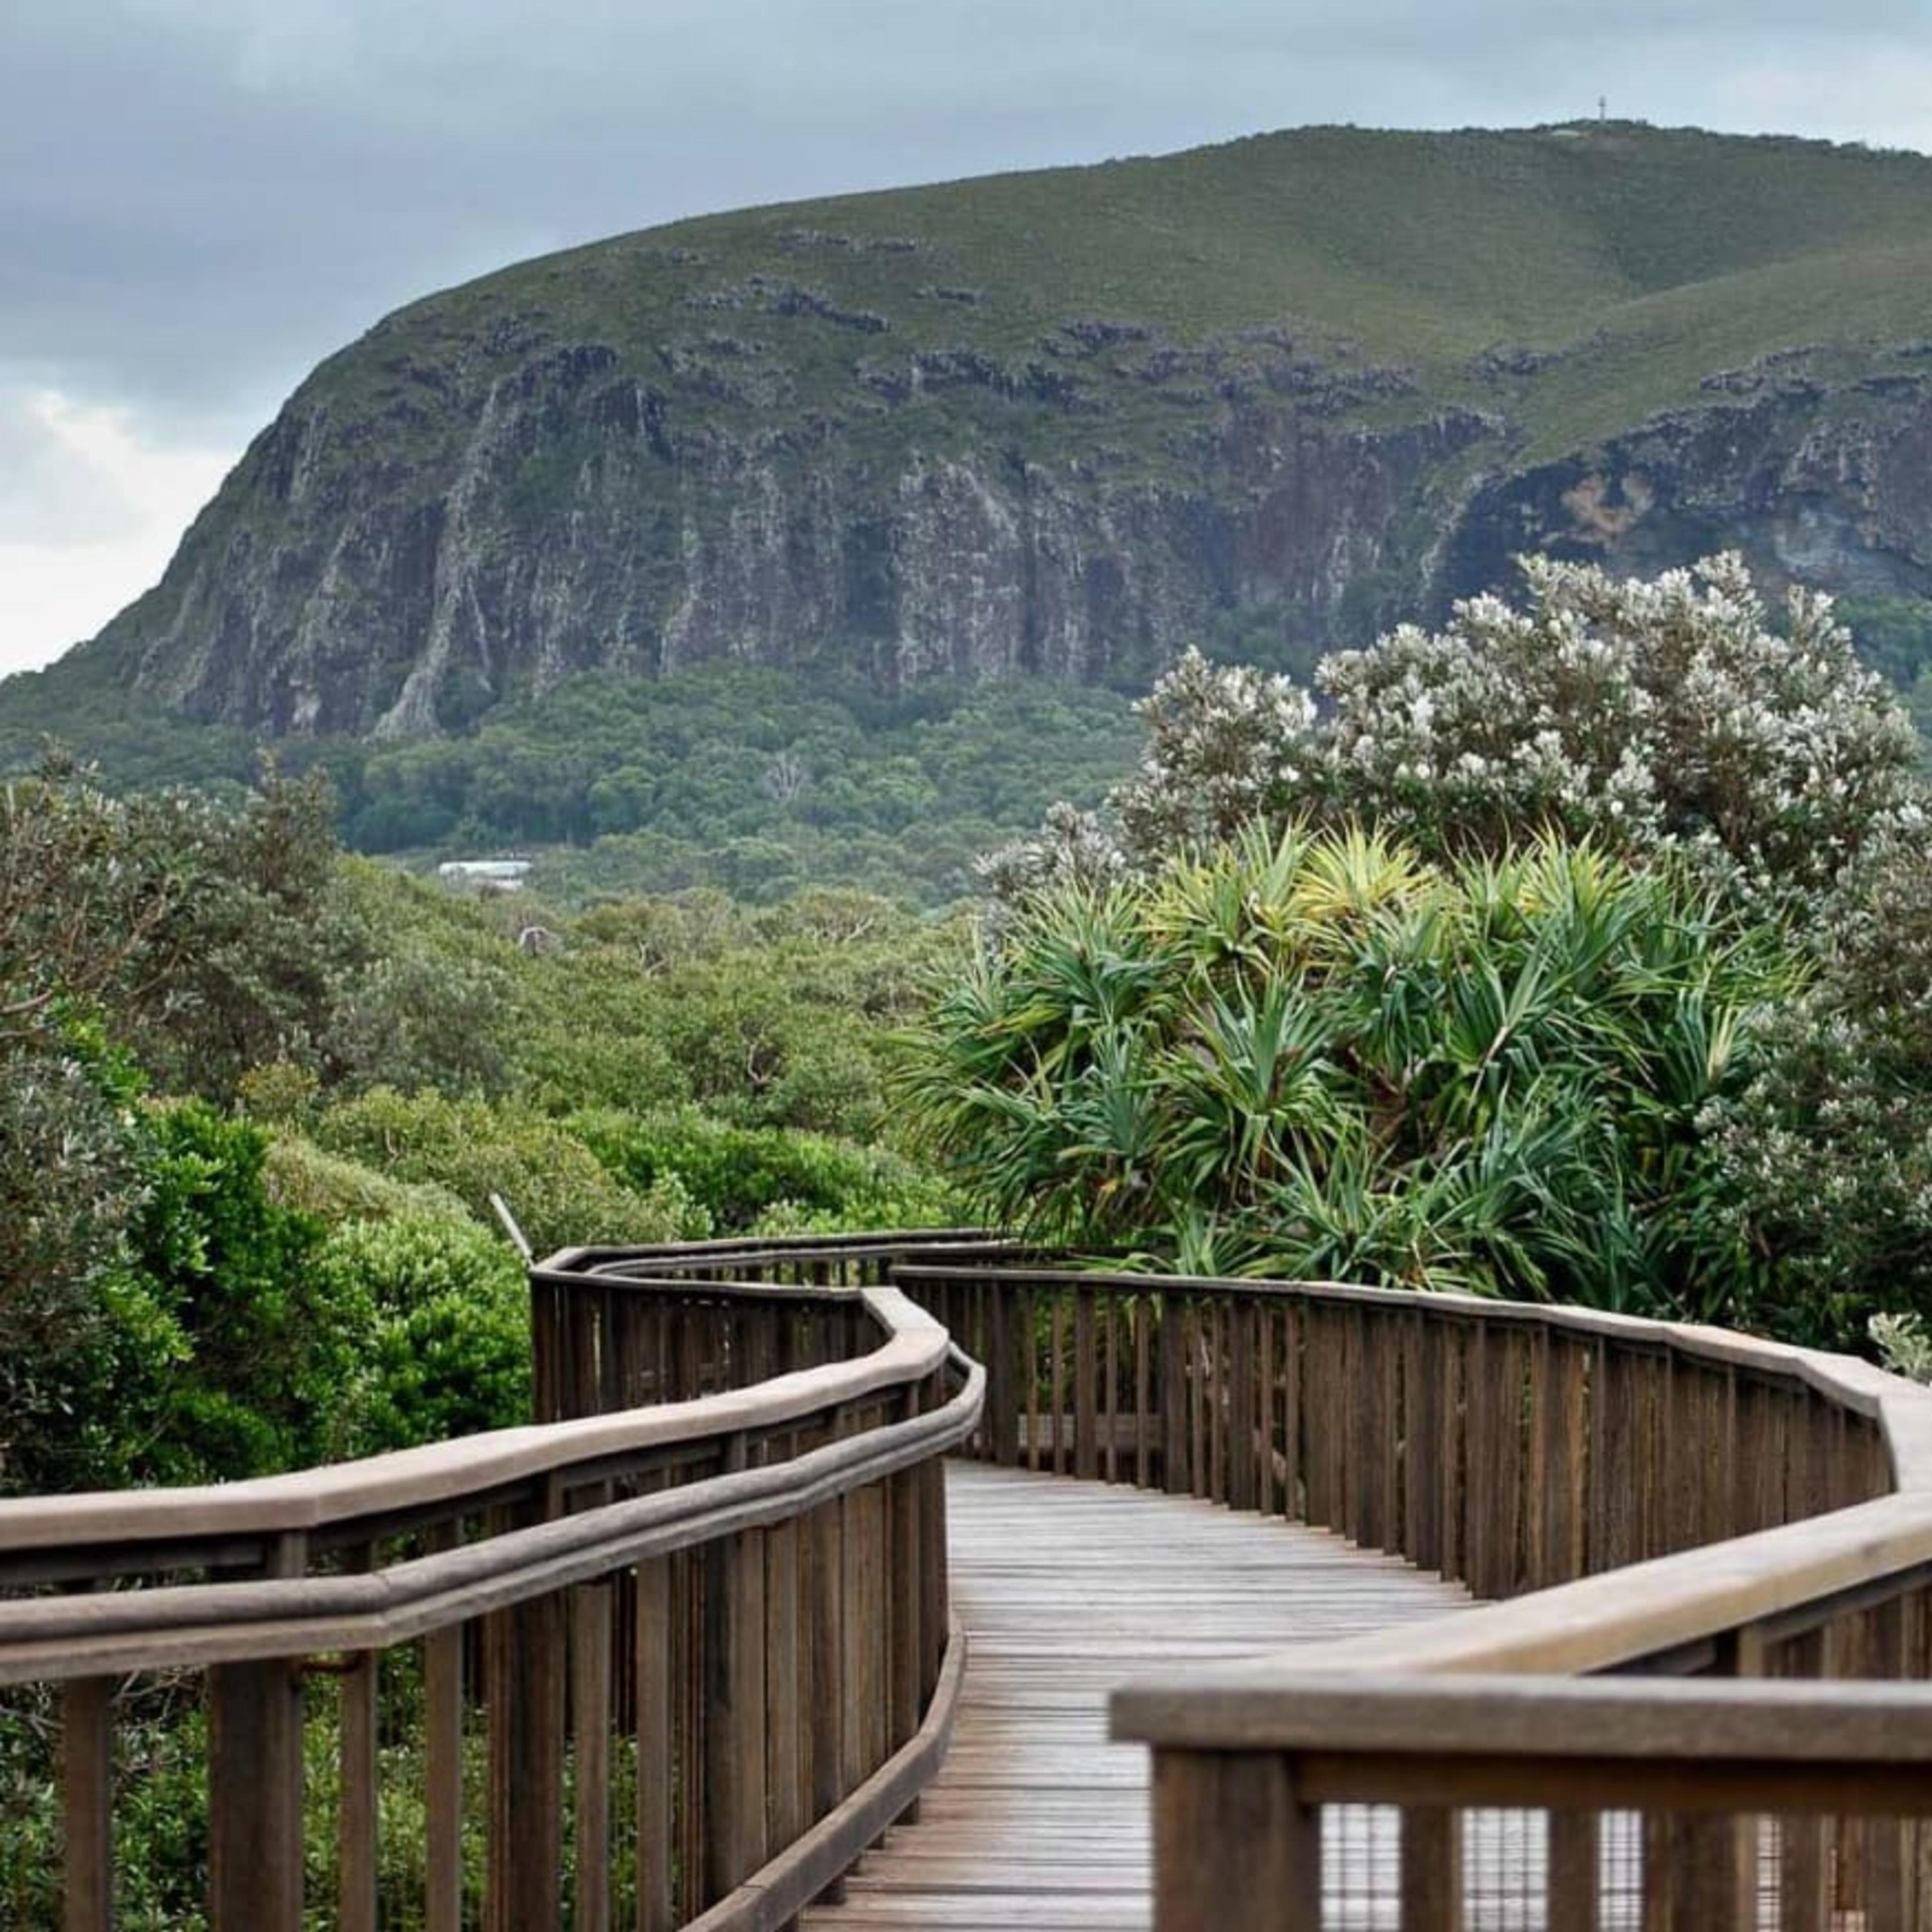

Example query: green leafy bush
[126,1102,345,1483]
[260,1133,473,1227]
[571,1106,954,1234]
[318,1215,531,1455]
[907,824,1792,1317]
[0,1013,150,1492]
[312,1087,701,1257]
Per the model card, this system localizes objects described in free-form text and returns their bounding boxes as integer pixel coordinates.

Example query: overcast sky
[3,1,1929,681]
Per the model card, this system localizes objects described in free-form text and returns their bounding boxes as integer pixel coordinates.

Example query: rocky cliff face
[82,124,1932,737]
[113,391,1502,737]
[1445,377,1932,609]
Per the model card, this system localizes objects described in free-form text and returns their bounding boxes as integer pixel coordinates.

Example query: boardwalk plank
[802,1463,1469,1931]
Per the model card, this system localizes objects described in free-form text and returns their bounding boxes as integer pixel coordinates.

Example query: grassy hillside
[310,120,1932,475]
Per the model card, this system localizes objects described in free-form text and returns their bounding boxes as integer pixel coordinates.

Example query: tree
[1709,821,1932,1345]
[1106,553,1922,907]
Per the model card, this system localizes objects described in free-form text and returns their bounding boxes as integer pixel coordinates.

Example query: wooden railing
[0,1249,981,1931]
[15,1222,1932,1929]
[888,1253,1932,1930]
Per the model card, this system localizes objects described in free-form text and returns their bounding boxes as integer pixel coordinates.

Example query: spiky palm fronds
[899,826,1797,1316]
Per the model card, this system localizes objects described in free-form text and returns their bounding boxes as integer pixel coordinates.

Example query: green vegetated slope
[11,119,1932,901]
[337,120,1932,449]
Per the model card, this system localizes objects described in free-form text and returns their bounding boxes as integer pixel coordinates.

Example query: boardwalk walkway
[804,1462,1472,1932]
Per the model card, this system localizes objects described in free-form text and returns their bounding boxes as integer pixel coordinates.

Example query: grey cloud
[3,0,1929,446]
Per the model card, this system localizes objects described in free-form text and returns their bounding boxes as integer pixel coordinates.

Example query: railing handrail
[5,1244,983,1932]
[0,1274,939,1557]
[0,1325,984,1681]
[1112,1484,1932,1717]
[894,1260,1922,1453]
[1113,1667,1932,1759]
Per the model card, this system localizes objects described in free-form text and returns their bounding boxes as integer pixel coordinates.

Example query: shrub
[571,1106,954,1233]
[907,824,1792,1318]
[312,1087,698,1257]
[260,1133,473,1228]
[1708,823,1932,1346]
[318,1215,531,1456]
[0,1016,148,1492]
[125,1101,345,1482]
[1080,554,1924,911]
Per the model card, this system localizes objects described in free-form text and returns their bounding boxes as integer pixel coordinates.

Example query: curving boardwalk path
[803,1462,1473,1932]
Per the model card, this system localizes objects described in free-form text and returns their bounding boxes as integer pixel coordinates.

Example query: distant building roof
[437,859,532,883]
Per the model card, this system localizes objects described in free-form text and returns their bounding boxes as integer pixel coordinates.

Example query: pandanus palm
[902,825,1795,1318]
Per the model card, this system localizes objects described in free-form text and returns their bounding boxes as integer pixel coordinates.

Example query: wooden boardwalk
[803,1462,1472,1931]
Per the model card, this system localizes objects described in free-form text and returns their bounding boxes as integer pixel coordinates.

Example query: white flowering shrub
[1113,651,1322,856]
[1872,1312,1932,1385]
[1706,822,1932,1345]
[975,800,1127,908]
[1107,553,1923,908]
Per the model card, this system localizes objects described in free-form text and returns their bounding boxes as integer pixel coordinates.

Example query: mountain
[39,121,1932,737]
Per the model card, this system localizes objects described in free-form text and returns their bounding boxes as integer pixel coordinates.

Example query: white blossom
[1099,553,1924,912]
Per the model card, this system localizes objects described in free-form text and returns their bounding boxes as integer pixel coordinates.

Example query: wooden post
[1406,1317,1443,1571]
[922,1453,949,1705]
[208,1659,305,1932]
[1547,1810,1600,1927]
[1024,1285,1042,1473]
[60,1676,113,1932]
[889,1391,925,1753]
[635,1557,674,1932]
[485,1590,565,1932]
[1868,1595,1914,1931]
[703,1529,769,1898]
[766,1518,806,1853]
[1051,1295,1068,1477]
[1161,1295,1188,1494]
[1134,1294,1153,1488]
[1642,1812,1755,1932]
[1486,1326,1525,1598]
[1074,1289,1098,1481]
[424,1622,463,1932]
[1152,1750,1320,1932]
[807,1498,846,1826]
[1644,1624,1768,1930]
[1400,1808,1464,1932]
[1437,1319,1465,1584]
[1105,1292,1121,1485]
[1281,1302,1303,1524]
[572,1583,614,1932]
[1206,1299,1226,1505]
[1228,1297,1257,1514]
[1538,1336,1589,1586]
[989,1285,1015,1467]
[338,1652,379,1932]
[1354,1307,1386,1548]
